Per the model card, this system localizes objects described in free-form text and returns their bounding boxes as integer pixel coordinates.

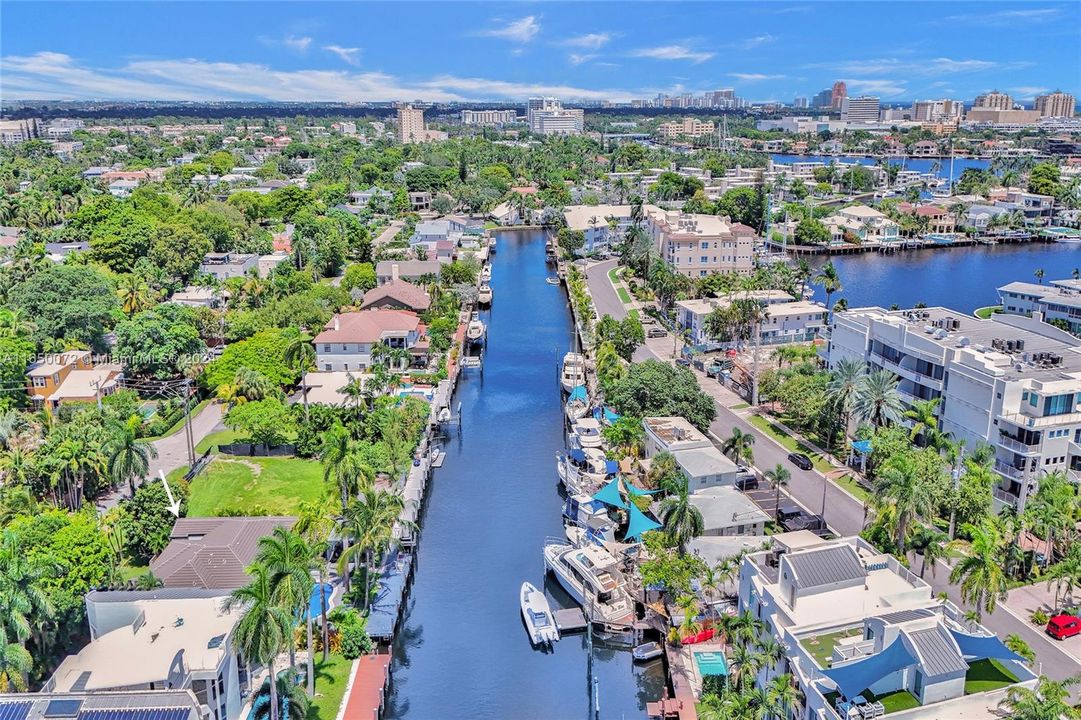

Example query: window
[1045,393,1075,416]
[323,345,331,353]
[32,376,46,388]
[1030,392,1039,408]
[700,256,708,263]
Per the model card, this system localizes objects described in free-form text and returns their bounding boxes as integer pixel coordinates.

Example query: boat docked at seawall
[481,264,492,283]
[478,283,493,305]
[465,312,486,346]
[560,352,587,394]
[520,582,559,646]
[632,641,663,662]
[564,385,589,422]
[556,446,611,495]
[571,417,603,449]
[542,537,635,627]
[545,276,561,285]
[562,493,617,542]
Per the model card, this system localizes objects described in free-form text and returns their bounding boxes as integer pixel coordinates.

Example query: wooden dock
[554,608,588,633]
[430,449,446,468]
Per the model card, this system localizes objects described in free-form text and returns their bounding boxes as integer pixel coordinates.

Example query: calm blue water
[807,242,1081,313]
[770,153,990,184]
[387,229,664,720]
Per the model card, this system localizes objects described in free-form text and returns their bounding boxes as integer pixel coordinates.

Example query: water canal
[386,229,663,720]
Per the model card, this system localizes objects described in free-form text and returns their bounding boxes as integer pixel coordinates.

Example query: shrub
[1030,609,1050,626]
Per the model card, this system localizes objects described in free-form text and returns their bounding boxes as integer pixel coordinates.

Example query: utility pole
[182,378,196,467]
[948,444,964,539]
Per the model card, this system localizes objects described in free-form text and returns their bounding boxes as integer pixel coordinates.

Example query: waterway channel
[386,228,664,719]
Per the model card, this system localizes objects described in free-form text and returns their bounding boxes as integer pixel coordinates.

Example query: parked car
[787,452,814,471]
[1046,614,1081,640]
[675,358,691,368]
[775,505,803,524]
[786,513,827,532]
[735,473,759,491]
[647,327,668,338]
[692,359,705,371]
[640,315,656,325]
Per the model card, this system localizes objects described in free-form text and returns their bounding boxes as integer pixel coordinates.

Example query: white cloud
[323,45,360,66]
[569,53,598,66]
[1010,86,1050,99]
[283,35,312,52]
[841,78,908,98]
[477,16,540,43]
[0,51,641,103]
[944,8,1060,25]
[630,45,714,63]
[729,73,785,81]
[564,33,611,50]
[808,57,1012,78]
[738,34,776,49]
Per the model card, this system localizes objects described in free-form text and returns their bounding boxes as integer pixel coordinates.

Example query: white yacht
[478,283,493,305]
[562,493,617,542]
[560,352,587,394]
[571,417,603,449]
[543,538,635,627]
[520,582,559,646]
[556,446,609,495]
[466,312,486,346]
[481,264,492,282]
[489,236,497,252]
[564,395,589,422]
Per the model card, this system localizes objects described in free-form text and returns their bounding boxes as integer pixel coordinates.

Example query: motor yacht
[543,537,635,626]
[571,417,603,449]
[556,446,610,495]
[478,283,493,305]
[560,352,587,394]
[466,312,486,346]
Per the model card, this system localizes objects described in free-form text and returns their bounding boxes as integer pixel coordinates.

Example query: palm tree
[721,427,755,466]
[320,423,371,511]
[874,454,936,551]
[295,496,336,661]
[255,528,317,693]
[827,357,866,446]
[224,564,292,720]
[116,275,156,315]
[766,673,798,720]
[854,369,905,428]
[250,674,309,720]
[996,676,1080,720]
[728,643,764,692]
[765,464,791,521]
[659,477,703,554]
[337,487,407,608]
[0,625,32,692]
[905,397,948,449]
[949,518,1010,619]
[915,528,949,579]
[1034,268,1045,284]
[1044,548,1081,613]
[283,337,316,421]
[104,415,158,496]
[0,530,52,688]
[815,260,842,321]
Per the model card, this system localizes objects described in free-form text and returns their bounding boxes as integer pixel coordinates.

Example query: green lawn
[864,689,921,714]
[974,305,1002,319]
[484,221,500,229]
[730,403,750,410]
[964,658,1018,694]
[607,266,634,304]
[307,653,354,720]
[747,415,870,501]
[195,429,245,455]
[186,455,327,516]
[117,559,150,582]
[802,626,863,668]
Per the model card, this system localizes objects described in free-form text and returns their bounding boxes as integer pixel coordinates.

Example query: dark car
[787,513,827,532]
[735,473,759,491]
[788,452,814,471]
[775,505,803,524]
[676,358,691,368]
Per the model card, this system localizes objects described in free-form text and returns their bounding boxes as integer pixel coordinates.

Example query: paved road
[373,219,405,249]
[95,402,224,512]
[586,259,1081,682]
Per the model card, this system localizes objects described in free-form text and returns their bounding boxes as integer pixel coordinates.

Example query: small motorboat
[489,236,497,251]
[478,283,493,305]
[466,312,486,346]
[632,641,664,662]
[437,406,451,423]
[520,582,559,646]
[481,265,492,282]
[545,277,561,285]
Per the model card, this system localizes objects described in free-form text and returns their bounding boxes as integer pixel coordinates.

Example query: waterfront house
[739,533,1037,720]
[642,416,740,491]
[360,279,432,312]
[998,278,1081,334]
[0,690,203,720]
[151,516,298,589]
[675,291,824,348]
[199,252,259,280]
[964,204,1009,230]
[689,487,769,536]
[991,189,1055,225]
[896,203,956,234]
[47,589,250,720]
[825,305,1081,507]
[313,310,426,372]
[411,218,465,246]
[911,140,940,156]
[375,260,442,285]
[822,205,899,246]
[27,350,123,411]
[645,207,756,278]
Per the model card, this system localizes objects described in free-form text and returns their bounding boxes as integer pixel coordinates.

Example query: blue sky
[1,2,1077,104]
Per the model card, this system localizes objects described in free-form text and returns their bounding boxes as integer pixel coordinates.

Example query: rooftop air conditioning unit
[1015,339,1025,351]
[957,336,970,347]
[924,325,935,334]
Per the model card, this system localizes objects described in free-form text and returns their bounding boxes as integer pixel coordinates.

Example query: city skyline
[1,1,1078,104]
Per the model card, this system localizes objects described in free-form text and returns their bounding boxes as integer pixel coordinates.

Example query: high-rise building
[793,97,809,109]
[656,117,716,139]
[974,91,1013,110]
[527,97,583,135]
[1034,91,1076,118]
[911,99,963,122]
[830,81,847,110]
[812,88,833,108]
[841,96,880,123]
[396,105,426,144]
[460,109,518,126]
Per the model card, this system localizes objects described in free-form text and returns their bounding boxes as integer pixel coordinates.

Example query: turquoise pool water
[694,651,728,676]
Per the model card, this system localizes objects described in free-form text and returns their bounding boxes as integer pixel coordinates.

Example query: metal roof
[876,607,936,625]
[784,545,866,590]
[906,625,968,677]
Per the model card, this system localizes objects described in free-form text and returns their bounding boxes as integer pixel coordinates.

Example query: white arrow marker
[158,470,182,517]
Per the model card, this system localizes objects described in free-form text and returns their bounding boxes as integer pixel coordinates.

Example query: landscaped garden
[801,626,864,668]
[963,658,1018,694]
[307,653,354,720]
[186,455,326,516]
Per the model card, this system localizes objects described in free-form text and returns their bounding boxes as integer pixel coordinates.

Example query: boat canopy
[949,629,1027,663]
[624,503,662,542]
[625,480,660,497]
[593,406,621,424]
[569,448,587,463]
[821,637,917,700]
[593,477,628,509]
[569,385,588,402]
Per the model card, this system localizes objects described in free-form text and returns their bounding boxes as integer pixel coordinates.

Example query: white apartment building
[657,117,715,139]
[821,205,900,247]
[676,291,826,348]
[841,96,881,123]
[0,118,41,145]
[998,277,1081,334]
[644,207,755,278]
[825,306,1081,507]
[739,533,1037,720]
[527,97,583,135]
[461,109,518,126]
[911,99,963,122]
[641,416,739,492]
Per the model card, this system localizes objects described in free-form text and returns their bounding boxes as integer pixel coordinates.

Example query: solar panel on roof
[78,708,189,720]
[0,701,32,720]
[45,700,83,718]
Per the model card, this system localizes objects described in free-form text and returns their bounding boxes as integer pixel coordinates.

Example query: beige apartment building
[1035,91,1076,118]
[973,91,1013,110]
[657,117,715,139]
[397,105,426,144]
[645,208,755,278]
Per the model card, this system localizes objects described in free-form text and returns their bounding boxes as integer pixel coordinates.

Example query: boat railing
[544,535,571,549]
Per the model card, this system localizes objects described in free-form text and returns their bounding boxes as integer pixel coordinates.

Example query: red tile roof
[313,310,421,344]
[359,281,431,311]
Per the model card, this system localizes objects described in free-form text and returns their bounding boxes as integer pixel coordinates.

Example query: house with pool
[738,532,1037,720]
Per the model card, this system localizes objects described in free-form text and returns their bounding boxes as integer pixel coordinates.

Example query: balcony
[996,434,1040,455]
[999,410,1081,429]
[993,460,1025,481]
[993,486,1020,506]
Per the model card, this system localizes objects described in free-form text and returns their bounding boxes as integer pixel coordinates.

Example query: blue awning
[593,477,628,509]
[569,385,588,402]
[949,629,1027,663]
[569,448,587,463]
[851,439,873,454]
[624,502,662,542]
[605,460,619,475]
[593,406,621,424]
[625,480,660,496]
[821,638,918,700]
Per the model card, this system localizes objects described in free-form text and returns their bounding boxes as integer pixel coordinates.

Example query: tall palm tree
[766,673,798,720]
[727,643,764,692]
[296,496,337,661]
[250,674,309,720]
[0,625,32,692]
[874,454,936,551]
[224,564,292,720]
[320,423,370,511]
[337,487,406,608]
[0,530,52,688]
[283,337,316,421]
[950,518,1010,619]
[1044,548,1081,613]
[915,528,949,579]
[116,275,156,316]
[905,397,948,449]
[659,477,703,554]
[765,464,791,521]
[814,260,842,321]
[721,427,755,467]
[854,369,905,428]
[996,676,1080,720]
[105,415,158,497]
[1034,268,1045,284]
[256,527,317,695]
[827,357,866,446]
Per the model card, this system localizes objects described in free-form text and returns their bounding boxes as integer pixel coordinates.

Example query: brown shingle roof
[151,516,296,590]
[360,280,431,311]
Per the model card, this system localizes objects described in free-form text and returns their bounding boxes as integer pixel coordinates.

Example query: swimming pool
[694,651,728,676]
